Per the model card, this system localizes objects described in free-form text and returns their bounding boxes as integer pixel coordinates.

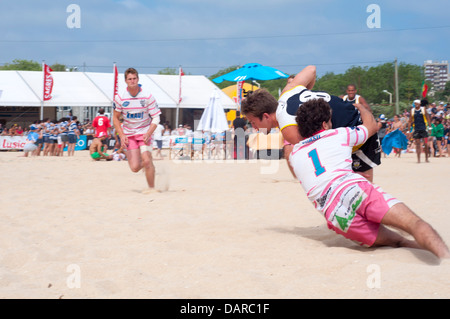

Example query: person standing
[67,116,79,156]
[340,84,371,110]
[408,99,432,163]
[152,122,165,160]
[232,111,249,160]
[93,108,111,138]
[377,114,388,158]
[431,118,445,157]
[113,68,162,193]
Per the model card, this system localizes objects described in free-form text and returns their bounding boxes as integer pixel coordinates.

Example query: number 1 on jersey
[308,149,326,177]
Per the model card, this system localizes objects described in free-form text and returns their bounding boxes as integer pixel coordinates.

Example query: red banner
[178,67,184,103]
[43,64,54,101]
[113,64,119,98]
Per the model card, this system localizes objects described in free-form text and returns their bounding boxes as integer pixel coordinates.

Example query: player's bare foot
[142,188,160,194]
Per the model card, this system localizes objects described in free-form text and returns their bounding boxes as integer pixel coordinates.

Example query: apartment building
[424,60,449,93]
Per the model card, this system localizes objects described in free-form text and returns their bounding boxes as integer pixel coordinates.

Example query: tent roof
[0,71,237,110]
[0,71,41,106]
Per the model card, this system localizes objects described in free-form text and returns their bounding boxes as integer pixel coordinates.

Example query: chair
[191,137,205,160]
[169,136,190,160]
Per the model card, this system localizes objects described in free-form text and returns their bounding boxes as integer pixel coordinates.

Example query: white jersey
[114,86,161,136]
[289,125,369,215]
[277,85,332,131]
[277,85,360,134]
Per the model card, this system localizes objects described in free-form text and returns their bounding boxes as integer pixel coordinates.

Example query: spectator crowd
[378,101,450,157]
[1,100,449,159]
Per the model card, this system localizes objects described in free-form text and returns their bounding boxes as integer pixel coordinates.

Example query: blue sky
[1,0,449,77]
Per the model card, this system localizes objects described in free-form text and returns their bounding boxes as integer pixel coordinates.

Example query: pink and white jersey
[114,87,161,136]
[289,125,370,214]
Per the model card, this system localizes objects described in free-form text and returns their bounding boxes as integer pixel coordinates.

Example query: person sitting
[89,132,113,161]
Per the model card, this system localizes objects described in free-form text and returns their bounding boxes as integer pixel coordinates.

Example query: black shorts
[351,134,381,172]
[68,134,78,144]
[413,129,428,139]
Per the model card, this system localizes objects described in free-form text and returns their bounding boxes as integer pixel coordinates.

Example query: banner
[113,63,119,99]
[0,135,87,151]
[178,66,184,103]
[0,136,27,150]
[43,64,54,101]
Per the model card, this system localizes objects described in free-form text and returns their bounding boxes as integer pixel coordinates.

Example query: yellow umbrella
[222,83,259,122]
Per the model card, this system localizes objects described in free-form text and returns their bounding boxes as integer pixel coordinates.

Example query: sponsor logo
[126,112,144,119]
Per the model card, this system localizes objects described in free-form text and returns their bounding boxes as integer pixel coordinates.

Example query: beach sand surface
[0,150,449,299]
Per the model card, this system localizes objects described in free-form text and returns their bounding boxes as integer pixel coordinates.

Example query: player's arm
[426,112,432,129]
[358,96,372,111]
[113,109,128,146]
[281,65,316,95]
[354,103,377,137]
[281,125,303,145]
[143,115,160,144]
[407,112,413,131]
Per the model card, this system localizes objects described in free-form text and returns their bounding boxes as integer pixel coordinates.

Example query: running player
[113,68,162,192]
[241,65,381,182]
[290,98,449,259]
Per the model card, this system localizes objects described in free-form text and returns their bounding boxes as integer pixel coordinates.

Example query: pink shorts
[127,134,152,150]
[325,181,401,247]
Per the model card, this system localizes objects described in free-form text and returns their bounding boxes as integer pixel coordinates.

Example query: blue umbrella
[213,63,288,83]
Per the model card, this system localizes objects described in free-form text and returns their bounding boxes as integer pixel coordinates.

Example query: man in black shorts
[408,99,431,163]
[241,65,381,182]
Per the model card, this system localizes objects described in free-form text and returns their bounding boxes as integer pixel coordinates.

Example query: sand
[0,150,449,299]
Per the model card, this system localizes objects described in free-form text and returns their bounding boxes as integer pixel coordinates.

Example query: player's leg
[378,203,450,258]
[414,138,421,163]
[140,145,155,188]
[126,148,143,172]
[423,137,430,162]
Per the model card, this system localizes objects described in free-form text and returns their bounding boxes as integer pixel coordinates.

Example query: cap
[379,114,386,120]
[414,99,421,104]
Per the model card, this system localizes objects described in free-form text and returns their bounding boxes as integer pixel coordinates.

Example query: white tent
[0,71,236,110]
[0,71,41,107]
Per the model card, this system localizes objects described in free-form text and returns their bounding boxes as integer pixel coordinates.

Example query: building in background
[424,60,449,94]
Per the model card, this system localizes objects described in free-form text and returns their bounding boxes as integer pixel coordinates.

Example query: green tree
[208,65,241,89]
[0,59,41,71]
[158,67,177,75]
[51,63,67,71]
